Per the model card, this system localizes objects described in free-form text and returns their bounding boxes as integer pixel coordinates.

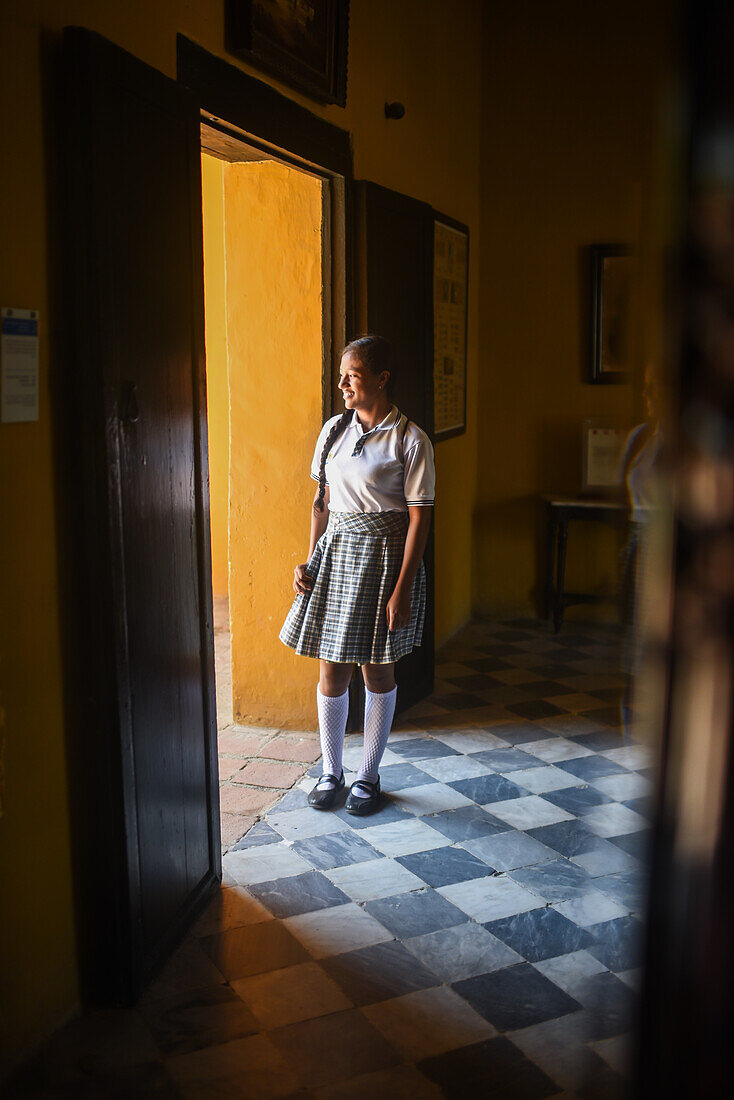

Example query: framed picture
[433,214,469,441]
[589,244,632,383]
[226,1,350,107]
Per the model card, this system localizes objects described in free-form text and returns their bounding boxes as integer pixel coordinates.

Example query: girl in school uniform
[279,334,435,816]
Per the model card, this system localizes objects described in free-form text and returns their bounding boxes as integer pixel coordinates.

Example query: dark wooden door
[63,27,219,1002]
[352,180,435,714]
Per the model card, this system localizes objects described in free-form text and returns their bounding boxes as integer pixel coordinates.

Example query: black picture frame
[226,0,350,108]
[589,243,632,384]
[433,212,469,441]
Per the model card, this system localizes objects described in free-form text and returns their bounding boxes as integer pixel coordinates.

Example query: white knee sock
[316,685,349,790]
[354,684,397,793]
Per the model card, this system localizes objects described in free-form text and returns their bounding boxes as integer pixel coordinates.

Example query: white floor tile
[533,950,609,998]
[587,773,650,801]
[361,986,496,1061]
[553,891,630,926]
[509,766,585,793]
[601,744,654,770]
[485,795,574,829]
[224,844,312,886]
[410,755,493,782]
[580,803,649,837]
[518,738,593,763]
[283,903,393,958]
[432,730,512,754]
[356,817,452,858]
[324,858,426,902]
[437,875,543,922]
[389,783,474,814]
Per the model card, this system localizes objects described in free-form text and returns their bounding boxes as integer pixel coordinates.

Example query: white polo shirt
[310,405,435,513]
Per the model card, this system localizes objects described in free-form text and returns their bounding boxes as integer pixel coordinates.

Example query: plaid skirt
[279,510,426,664]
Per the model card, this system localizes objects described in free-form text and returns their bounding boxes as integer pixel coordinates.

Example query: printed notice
[2,308,39,423]
[434,221,468,438]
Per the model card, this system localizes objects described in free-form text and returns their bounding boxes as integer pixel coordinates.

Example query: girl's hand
[387,585,411,632]
[293,564,314,595]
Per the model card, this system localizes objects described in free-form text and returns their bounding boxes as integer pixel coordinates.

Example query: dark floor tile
[201,920,309,979]
[530,663,582,679]
[247,870,350,918]
[269,1009,401,1089]
[453,962,582,1031]
[397,845,496,887]
[593,869,648,911]
[573,729,627,752]
[509,858,593,902]
[364,888,469,938]
[463,656,513,673]
[485,723,557,745]
[622,795,655,819]
[507,700,567,720]
[418,1034,558,1100]
[589,687,624,703]
[388,737,461,760]
[445,673,504,692]
[140,984,259,1056]
[527,819,608,859]
[553,634,598,647]
[543,785,614,816]
[450,773,528,804]
[511,680,575,699]
[484,907,595,962]
[469,747,545,772]
[582,707,624,728]
[291,831,380,871]
[231,821,282,851]
[376,762,435,791]
[493,629,539,641]
[431,692,490,711]
[320,940,439,1006]
[580,972,638,1040]
[546,646,591,660]
[556,755,628,780]
[477,642,524,655]
[607,831,651,861]
[425,805,508,842]
[587,915,644,972]
[267,787,311,813]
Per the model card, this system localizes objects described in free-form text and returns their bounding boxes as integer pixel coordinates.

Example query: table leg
[546,518,558,622]
[554,521,569,632]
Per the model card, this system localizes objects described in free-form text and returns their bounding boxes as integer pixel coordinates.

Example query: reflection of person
[618,365,662,726]
[279,335,435,816]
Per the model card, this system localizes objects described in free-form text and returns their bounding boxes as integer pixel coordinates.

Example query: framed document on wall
[433,214,468,440]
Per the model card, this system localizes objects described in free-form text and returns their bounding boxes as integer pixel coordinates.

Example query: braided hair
[313,334,394,513]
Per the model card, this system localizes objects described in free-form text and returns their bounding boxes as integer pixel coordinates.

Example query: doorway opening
[199,121,346,849]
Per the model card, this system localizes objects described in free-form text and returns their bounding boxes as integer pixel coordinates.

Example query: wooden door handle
[120,380,140,424]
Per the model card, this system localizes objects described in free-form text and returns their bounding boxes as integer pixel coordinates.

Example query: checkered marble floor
[12,619,654,1099]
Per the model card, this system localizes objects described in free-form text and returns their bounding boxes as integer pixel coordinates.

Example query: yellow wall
[223,161,324,728]
[475,0,677,619]
[201,154,230,597]
[0,0,678,1071]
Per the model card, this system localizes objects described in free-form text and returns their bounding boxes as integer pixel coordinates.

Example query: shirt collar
[351,405,400,436]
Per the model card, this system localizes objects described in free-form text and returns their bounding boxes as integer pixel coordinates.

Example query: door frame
[177,35,355,422]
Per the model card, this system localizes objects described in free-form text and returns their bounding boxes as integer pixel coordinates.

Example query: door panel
[64,26,219,1000]
[353,181,435,713]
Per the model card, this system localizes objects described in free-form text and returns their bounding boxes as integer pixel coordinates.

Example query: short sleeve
[403,434,435,506]
[310,416,339,483]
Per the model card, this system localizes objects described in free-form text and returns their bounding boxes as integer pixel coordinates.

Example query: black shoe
[345,776,381,816]
[308,771,345,810]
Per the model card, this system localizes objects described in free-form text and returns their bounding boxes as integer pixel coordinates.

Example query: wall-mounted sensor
[384,102,405,119]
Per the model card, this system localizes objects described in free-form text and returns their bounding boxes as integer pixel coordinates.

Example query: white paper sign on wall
[2,307,39,424]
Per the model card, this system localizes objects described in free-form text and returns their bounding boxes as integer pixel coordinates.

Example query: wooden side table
[542,495,629,632]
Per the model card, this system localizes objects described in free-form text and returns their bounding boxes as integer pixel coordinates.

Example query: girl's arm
[294,486,330,594]
[386,506,433,630]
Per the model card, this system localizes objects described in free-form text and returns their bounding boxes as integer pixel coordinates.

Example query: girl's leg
[314,660,354,790]
[353,663,397,794]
